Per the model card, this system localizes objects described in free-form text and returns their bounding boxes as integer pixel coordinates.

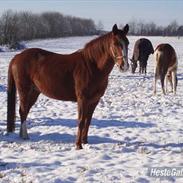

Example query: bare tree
[177,26,183,37]
[122,19,181,36]
[0,10,97,46]
[0,10,19,45]
[97,21,104,31]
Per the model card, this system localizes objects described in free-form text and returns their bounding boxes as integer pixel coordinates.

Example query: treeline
[0,10,97,47]
[1,10,183,48]
[123,20,183,36]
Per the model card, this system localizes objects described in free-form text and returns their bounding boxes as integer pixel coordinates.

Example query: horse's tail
[156,50,168,78]
[7,62,16,132]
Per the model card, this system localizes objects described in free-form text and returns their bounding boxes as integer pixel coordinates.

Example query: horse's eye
[114,42,120,47]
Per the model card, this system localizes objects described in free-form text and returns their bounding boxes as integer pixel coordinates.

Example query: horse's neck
[84,33,114,77]
[94,45,114,74]
[92,54,114,76]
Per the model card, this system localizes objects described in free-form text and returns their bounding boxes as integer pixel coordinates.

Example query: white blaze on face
[120,40,129,71]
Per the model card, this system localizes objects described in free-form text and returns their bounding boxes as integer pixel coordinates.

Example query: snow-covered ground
[0,36,183,183]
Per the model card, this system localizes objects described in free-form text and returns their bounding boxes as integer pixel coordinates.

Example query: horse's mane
[82,32,112,62]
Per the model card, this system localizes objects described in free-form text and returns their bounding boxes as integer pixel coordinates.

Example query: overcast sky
[0,0,182,30]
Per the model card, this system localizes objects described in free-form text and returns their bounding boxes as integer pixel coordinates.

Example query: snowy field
[0,36,183,183]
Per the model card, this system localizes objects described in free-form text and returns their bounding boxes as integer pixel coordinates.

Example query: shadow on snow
[1,117,183,151]
[28,117,155,129]
[1,118,155,145]
[0,84,6,92]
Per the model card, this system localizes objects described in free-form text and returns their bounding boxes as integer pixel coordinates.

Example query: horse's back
[9,48,80,101]
[10,48,53,70]
[155,44,175,55]
[155,44,177,67]
[9,48,54,86]
[9,47,80,73]
[132,38,153,61]
[139,38,154,54]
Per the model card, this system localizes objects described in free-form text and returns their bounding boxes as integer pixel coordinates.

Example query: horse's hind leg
[153,69,159,95]
[144,61,147,75]
[18,85,40,139]
[171,71,177,94]
[166,72,173,93]
[139,65,142,74]
[160,73,166,95]
[142,67,145,74]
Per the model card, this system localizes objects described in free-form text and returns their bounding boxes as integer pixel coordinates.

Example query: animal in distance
[131,38,154,74]
[153,43,178,95]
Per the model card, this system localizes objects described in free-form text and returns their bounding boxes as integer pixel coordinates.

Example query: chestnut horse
[154,43,178,95]
[7,24,129,149]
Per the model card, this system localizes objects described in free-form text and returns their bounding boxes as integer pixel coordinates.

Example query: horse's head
[130,58,137,74]
[110,24,129,72]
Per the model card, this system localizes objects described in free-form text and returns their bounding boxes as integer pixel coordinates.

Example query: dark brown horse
[130,38,154,74]
[7,24,129,149]
[154,43,178,95]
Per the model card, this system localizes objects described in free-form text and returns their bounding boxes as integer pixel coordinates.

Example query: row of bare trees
[121,20,183,37]
[0,10,97,46]
[1,10,183,48]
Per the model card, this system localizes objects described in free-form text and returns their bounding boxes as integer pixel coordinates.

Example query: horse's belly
[43,90,77,102]
[34,80,77,102]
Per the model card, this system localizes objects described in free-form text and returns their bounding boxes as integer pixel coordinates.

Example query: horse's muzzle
[120,62,129,72]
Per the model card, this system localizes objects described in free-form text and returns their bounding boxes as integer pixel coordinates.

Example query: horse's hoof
[82,140,88,144]
[22,136,30,140]
[4,132,14,136]
[7,128,15,133]
[76,144,83,150]
[19,133,30,140]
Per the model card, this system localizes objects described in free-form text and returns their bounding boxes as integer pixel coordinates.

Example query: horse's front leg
[145,67,147,75]
[76,97,88,150]
[139,63,142,74]
[82,101,99,144]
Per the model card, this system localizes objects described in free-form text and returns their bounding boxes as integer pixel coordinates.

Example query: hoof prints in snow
[0,36,183,182]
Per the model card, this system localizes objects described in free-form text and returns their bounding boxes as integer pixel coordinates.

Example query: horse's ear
[123,24,129,35]
[112,24,118,35]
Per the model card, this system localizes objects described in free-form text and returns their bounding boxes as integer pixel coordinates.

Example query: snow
[0,36,183,183]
